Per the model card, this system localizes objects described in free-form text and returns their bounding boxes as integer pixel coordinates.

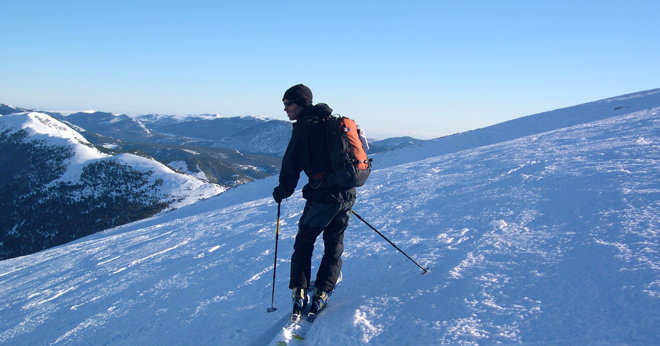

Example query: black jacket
[278,104,356,204]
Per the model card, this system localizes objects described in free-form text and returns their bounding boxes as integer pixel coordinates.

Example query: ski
[273,282,316,345]
[288,290,331,340]
[290,272,341,341]
[272,273,341,344]
[289,309,322,341]
[273,293,314,344]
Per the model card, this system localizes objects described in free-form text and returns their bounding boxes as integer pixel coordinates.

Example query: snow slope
[376,88,660,169]
[1,94,659,345]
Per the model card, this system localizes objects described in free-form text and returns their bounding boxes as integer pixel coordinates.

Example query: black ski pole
[267,203,281,313]
[352,210,430,275]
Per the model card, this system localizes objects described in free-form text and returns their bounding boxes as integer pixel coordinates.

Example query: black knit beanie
[283,84,313,107]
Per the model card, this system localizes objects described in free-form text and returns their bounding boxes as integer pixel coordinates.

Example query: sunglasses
[283,99,298,107]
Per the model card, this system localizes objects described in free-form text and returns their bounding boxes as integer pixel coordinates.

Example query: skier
[272,84,356,321]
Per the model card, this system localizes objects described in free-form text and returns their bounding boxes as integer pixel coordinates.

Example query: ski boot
[291,287,308,323]
[307,289,329,321]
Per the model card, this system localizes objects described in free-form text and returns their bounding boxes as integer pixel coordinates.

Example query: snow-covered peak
[240,114,275,121]
[0,111,224,205]
[47,109,98,116]
[1,112,108,165]
[135,113,276,123]
[1,112,90,143]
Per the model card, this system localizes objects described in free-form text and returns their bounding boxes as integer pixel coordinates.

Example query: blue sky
[2,1,659,139]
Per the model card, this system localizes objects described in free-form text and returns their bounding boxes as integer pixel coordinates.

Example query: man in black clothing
[272,84,356,318]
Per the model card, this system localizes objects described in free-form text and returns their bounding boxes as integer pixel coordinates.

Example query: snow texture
[1,90,659,345]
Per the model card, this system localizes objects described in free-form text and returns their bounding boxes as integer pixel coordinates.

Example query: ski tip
[267,307,278,313]
[421,267,430,275]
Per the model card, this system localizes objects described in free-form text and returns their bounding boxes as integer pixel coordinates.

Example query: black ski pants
[289,198,354,292]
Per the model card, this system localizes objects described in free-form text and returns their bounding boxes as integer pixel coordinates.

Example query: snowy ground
[1,93,659,345]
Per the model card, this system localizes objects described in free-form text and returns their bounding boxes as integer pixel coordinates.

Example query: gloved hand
[272,186,286,204]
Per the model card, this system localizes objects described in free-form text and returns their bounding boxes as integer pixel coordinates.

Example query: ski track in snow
[1,104,659,344]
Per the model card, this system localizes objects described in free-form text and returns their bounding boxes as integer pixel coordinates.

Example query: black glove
[272,186,285,204]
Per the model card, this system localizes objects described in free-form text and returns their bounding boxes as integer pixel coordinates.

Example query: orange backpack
[318,115,372,188]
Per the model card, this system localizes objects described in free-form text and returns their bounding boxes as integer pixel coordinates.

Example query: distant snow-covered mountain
[0,104,29,115]
[37,111,287,184]
[137,114,293,156]
[0,112,224,260]
[50,111,154,142]
[137,114,273,140]
[369,136,423,153]
[213,119,292,155]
